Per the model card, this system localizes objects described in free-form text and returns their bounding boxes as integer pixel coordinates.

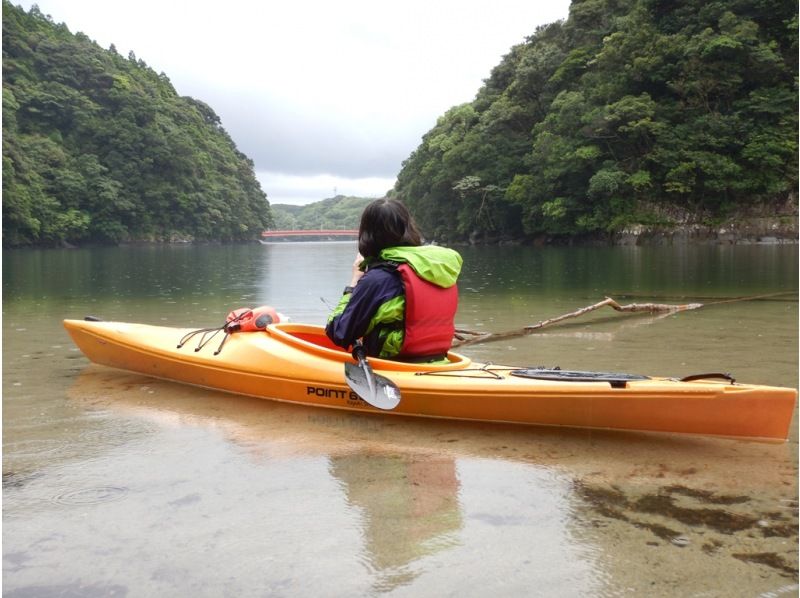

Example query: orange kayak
[63,319,797,441]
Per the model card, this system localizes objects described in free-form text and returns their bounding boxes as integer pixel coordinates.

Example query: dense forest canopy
[393,0,798,242]
[2,1,272,247]
[270,196,373,230]
[3,1,796,248]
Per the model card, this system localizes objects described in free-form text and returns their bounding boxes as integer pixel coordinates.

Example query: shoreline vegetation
[5,192,796,249]
[6,225,796,250]
[28,219,797,249]
[3,1,797,249]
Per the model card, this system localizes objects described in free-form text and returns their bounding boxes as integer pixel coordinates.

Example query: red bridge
[261,229,358,238]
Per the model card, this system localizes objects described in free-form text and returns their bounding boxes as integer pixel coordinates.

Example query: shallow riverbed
[3,243,798,596]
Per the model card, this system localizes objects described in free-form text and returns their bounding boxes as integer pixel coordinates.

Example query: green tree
[395,0,797,241]
[2,1,273,247]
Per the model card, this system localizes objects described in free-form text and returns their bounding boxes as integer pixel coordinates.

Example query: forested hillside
[394,0,798,242]
[270,196,372,230]
[2,2,272,247]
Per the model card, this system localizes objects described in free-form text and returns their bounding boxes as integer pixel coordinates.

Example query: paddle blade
[344,360,401,410]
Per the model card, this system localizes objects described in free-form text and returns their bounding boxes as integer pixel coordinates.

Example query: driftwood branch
[606,291,795,304]
[452,296,702,348]
[524,296,701,331]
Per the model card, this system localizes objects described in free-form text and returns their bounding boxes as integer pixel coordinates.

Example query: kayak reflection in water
[325,198,462,362]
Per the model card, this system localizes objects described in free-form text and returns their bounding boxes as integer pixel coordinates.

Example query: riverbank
[592,197,798,246]
[6,202,797,250]
[463,219,798,247]
[613,216,798,246]
[464,199,798,247]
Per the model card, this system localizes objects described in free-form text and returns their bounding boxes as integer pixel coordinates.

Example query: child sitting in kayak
[325,198,462,361]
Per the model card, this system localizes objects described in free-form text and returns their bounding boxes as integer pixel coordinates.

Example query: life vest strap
[391,353,448,363]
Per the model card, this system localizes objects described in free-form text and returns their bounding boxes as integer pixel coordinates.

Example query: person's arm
[325,266,403,350]
[326,253,368,348]
[326,276,378,349]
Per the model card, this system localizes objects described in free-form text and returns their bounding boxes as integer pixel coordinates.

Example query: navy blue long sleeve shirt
[325,264,404,356]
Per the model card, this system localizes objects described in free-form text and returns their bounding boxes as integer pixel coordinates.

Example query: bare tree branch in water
[453,296,703,348]
[452,291,796,348]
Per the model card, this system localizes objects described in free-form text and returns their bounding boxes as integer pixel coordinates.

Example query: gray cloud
[196,89,424,179]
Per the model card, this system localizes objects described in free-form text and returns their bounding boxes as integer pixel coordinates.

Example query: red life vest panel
[396,263,458,358]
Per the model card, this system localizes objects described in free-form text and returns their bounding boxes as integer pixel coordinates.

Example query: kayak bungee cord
[414,365,515,380]
[177,326,225,353]
[172,304,403,410]
[176,306,282,356]
[414,366,736,389]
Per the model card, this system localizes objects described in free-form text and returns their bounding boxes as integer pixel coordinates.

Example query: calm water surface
[3,243,798,597]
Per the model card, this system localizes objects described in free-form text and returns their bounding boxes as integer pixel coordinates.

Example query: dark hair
[358,198,422,258]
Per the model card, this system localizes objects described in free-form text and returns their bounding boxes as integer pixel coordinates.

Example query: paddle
[344,341,401,410]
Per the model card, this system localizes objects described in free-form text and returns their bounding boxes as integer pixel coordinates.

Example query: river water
[3,242,798,597]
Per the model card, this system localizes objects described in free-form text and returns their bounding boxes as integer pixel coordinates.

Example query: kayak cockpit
[267,323,472,372]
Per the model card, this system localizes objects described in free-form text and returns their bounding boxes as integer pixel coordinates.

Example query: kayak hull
[63,319,797,441]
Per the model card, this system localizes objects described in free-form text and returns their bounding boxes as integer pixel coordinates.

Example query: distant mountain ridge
[270,196,374,230]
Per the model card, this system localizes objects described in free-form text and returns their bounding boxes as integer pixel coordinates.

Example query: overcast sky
[18,1,572,204]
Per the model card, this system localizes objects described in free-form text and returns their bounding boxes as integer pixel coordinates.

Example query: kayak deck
[62,319,797,441]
